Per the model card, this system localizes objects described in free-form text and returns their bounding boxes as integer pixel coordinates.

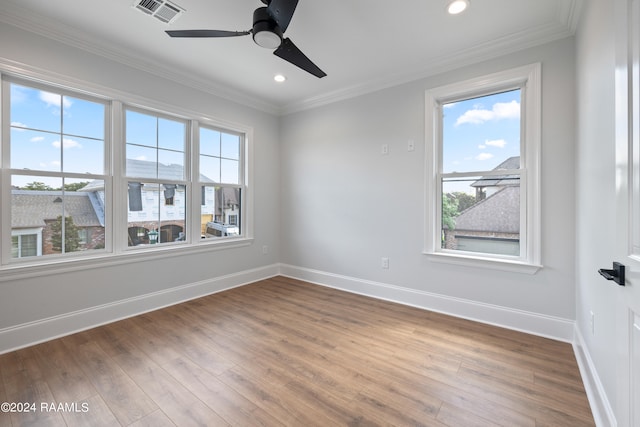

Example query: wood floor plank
[0,350,67,427]
[62,339,158,425]
[0,276,595,426]
[93,324,230,427]
[61,395,119,427]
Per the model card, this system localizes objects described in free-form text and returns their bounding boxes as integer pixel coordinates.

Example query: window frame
[1,75,111,263]
[424,64,542,274]
[0,68,253,275]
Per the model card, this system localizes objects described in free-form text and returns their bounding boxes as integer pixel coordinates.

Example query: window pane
[200,155,220,183]
[158,149,184,180]
[442,89,521,173]
[221,133,240,160]
[10,84,61,133]
[10,84,105,176]
[127,182,186,246]
[10,176,105,257]
[62,136,104,174]
[200,128,220,156]
[10,128,61,171]
[63,96,105,140]
[221,159,239,184]
[158,118,185,151]
[126,110,157,147]
[441,176,520,256]
[127,146,158,178]
[126,109,185,180]
[201,186,241,239]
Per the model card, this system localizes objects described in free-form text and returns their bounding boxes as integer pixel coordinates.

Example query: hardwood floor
[0,276,594,426]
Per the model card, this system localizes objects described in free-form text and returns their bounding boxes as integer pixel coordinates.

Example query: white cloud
[11,121,28,129]
[485,139,507,148]
[52,138,82,149]
[134,155,147,161]
[39,91,72,109]
[30,136,45,142]
[456,100,520,125]
[478,144,486,149]
[476,153,494,161]
[443,102,457,109]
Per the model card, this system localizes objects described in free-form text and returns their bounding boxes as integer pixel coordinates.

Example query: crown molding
[0,4,281,115]
[281,2,582,115]
[0,0,582,117]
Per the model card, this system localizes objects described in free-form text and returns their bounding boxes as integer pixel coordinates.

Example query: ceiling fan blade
[274,38,326,78]
[266,0,299,32]
[166,29,251,38]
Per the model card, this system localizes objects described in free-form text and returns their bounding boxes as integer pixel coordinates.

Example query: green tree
[442,195,458,231]
[447,191,476,213]
[22,181,53,191]
[63,181,89,192]
[50,215,81,253]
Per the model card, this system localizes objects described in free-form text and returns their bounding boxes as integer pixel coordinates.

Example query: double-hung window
[125,107,187,246]
[425,64,541,273]
[3,78,108,260]
[1,73,250,269]
[199,126,243,239]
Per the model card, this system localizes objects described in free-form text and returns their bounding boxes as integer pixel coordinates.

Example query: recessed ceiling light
[447,0,469,15]
[274,74,286,83]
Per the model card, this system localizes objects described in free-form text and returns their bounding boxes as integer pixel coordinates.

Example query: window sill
[0,237,254,282]
[424,251,542,274]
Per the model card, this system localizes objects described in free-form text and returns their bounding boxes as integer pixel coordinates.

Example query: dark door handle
[598,262,625,286]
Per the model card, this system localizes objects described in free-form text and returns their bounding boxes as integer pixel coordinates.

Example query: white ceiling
[0,0,582,114]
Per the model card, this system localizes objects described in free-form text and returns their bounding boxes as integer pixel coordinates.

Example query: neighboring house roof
[11,191,102,228]
[472,156,520,188]
[125,159,215,183]
[454,186,520,234]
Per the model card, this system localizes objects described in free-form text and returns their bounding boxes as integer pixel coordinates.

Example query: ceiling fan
[166,0,326,78]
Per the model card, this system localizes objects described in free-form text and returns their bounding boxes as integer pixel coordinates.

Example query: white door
[614,1,640,425]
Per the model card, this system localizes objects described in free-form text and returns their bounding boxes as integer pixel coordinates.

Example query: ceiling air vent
[133,0,184,24]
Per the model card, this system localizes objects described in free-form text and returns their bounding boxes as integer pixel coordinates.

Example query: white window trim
[424,63,542,274]
[0,62,254,276]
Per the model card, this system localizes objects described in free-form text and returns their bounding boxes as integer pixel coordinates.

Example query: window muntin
[425,64,541,271]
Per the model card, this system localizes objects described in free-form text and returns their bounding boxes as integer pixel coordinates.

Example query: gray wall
[575,0,619,422]
[0,24,281,342]
[280,37,577,325]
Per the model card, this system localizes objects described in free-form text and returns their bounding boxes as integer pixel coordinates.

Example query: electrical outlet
[407,139,415,151]
[262,245,269,255]
[590,311,595,335]
[381,144,389,155]
[381,257,389,269]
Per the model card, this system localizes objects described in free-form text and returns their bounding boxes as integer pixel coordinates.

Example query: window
[199,126,243,239]
[125,107,187,246]
[425,64,541,273]
[3,78,108,260]
[1,73,250,268]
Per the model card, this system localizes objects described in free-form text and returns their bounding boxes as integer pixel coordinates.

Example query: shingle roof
[454,186,520,233]
[11,191,102,228]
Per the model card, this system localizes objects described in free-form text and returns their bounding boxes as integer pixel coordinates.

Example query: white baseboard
[573,326,617,427]
[0,264,279,355]
[278,264,575,342]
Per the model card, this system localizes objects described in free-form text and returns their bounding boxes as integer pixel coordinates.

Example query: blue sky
[10,83,105,187]
[442,89,521,175]
[9,83,240,187]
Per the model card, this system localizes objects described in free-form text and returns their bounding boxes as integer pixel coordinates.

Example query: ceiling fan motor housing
[252,7,283,49]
